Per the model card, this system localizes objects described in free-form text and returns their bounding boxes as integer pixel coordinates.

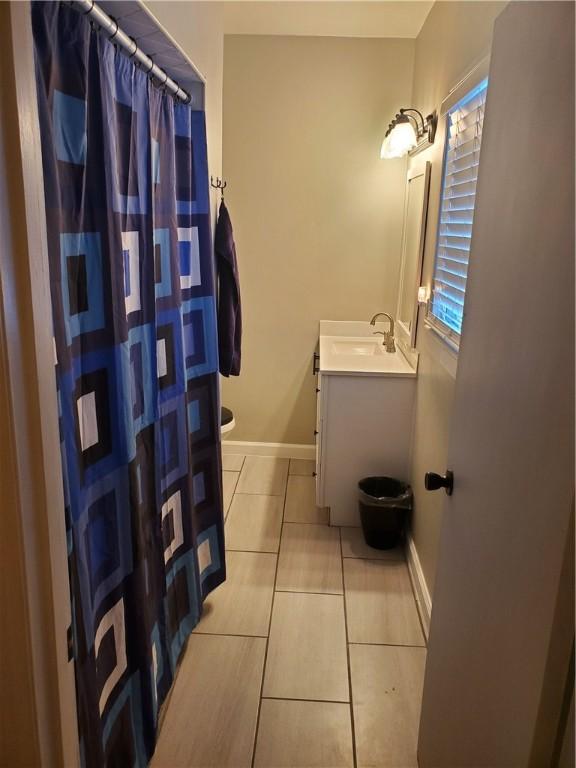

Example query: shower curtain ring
[128,36,138,59]
[109,17,119,42]
[83,0,95,14]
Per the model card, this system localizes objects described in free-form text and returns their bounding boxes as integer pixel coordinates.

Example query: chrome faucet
[369,312,396,353]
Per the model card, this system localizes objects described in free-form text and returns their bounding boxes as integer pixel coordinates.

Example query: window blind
[430,78,488,340]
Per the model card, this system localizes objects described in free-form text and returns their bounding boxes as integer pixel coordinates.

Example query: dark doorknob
[425,470,454,496]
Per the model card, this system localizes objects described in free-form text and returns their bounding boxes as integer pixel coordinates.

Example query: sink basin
[318,321,417,377]
[331,340,384,356]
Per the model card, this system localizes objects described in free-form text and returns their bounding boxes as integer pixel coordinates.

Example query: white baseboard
[221,440,315,460]
[406,532,432,640]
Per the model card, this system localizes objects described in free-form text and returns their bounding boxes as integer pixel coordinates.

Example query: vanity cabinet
[315,323,417,527]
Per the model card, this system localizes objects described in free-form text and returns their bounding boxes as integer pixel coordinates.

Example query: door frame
[1,3,79,765]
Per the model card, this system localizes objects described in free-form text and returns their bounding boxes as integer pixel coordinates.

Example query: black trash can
[358,477,413,549]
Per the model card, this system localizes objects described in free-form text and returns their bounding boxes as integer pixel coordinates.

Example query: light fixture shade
[388,121,417,156]
[380,115,419,160]
[380,132,404,159]
[380,134,395,159]
[380,108,438,159]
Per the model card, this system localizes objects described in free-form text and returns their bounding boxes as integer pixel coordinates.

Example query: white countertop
[318,320,417,377]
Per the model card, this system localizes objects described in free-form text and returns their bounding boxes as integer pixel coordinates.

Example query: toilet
[221,406,235,435]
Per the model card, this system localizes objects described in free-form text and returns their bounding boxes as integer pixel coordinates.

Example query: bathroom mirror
[396,161,431,347]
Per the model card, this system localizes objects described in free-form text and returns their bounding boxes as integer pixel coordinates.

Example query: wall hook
[210,176,227,199]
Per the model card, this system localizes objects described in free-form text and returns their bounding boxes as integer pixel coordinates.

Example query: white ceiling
[221,1,434,39]
[99,0,206,96]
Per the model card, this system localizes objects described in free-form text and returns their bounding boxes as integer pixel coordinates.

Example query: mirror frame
[396,160,431,348]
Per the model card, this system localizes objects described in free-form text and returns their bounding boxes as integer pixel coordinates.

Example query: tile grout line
[223,470,241,522]
[223,547,404,561]
[348,641,427,649]
[281,521,333,528]
[233,491,286,497]
[193,632,425,650]
[193,630,269,639]
[275,588,344,597]
[225,547,279,555]
[261,695,351,705]
[341,555,405,560]
[340,526,358,768]
[249,464,290,768]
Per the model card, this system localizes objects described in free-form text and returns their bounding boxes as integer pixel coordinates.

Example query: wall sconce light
[380,108,438,159]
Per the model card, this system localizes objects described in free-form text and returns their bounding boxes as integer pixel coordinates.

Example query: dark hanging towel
[215,200,242,376]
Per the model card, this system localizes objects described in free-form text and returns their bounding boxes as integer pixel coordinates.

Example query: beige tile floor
[153,455,427,768]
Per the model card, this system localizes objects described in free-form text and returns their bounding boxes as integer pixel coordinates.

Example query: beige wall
[408,1,507,595]
[146,1,224,222]
[221,34,414,443]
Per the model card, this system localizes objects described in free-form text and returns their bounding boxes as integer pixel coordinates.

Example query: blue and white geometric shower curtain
[32,3,225,764]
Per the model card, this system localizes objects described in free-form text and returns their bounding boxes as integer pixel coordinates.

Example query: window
[429,77,488,344]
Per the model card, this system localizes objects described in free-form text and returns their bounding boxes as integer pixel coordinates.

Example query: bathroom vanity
[314,162,429,525]
[315,320,417,526]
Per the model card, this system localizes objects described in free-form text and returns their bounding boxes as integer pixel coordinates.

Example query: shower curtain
[32,3,225,765]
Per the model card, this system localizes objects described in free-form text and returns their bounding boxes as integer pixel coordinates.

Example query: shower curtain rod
[73,0,192,103]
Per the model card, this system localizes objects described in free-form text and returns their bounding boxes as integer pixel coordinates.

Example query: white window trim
[425,55,491,352]
[441,55,490,117]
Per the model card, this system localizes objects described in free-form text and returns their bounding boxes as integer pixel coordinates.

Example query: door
[418,3,574,767]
